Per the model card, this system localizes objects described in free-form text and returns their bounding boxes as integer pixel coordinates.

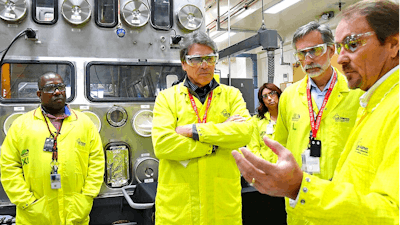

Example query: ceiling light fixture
[263,0,302,14]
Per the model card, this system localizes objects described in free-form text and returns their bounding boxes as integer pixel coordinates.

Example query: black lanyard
[41,110,64,166]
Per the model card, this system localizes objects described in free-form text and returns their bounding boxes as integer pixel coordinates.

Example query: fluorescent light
[213,32,236,43]
[264,0,301,14]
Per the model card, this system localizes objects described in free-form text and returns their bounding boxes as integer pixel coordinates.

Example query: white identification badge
[266,121,275,135]
[301,149,320,174]
[50,173,61,189]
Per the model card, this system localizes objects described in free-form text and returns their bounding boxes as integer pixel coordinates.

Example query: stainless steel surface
[0,0,205,206]
[131,110,152,137]
[133,156,158,183]
[176,4,203,31]
[61,0,91,25]
[0,0,27,22]
[122,0,149,27]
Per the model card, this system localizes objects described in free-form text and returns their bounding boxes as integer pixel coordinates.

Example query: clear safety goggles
[335,31,374,55]
[185,53,219,66]
[262,91,277,98]
[40,83,66,93]
[294,43,329,61]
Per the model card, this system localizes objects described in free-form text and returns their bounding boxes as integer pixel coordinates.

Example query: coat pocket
[65,193,93,225]
[17,196,51,225]
[155,183,192,225]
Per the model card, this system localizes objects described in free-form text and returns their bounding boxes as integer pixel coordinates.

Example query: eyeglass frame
[334,31,374,55]
[262,91,278,99]
[39,83,66,93]
[185,53,219,67]
[294,43,334,62]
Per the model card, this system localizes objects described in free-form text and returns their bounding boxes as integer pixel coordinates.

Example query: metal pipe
[277,34,291,66]
[215,0,258,33]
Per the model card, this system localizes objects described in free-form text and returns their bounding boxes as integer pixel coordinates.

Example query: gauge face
[132,110,153,137]
[176,4,203,31]
[122,0,150,27]
[3,113,24,135]
[0,0,27,22]
[107,106,128,127]
[82,111,101,132]
[61,0,91,25]
[134,157,159,183]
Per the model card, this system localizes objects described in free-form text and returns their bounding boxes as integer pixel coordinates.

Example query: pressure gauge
[132,110,153,137]
[176,4,203,31]
[3,113,24,135]
[0,0,27,22]
[82,111,101,132]
[61,0,92,25]
[107,106,128,127]
[122,0,150,28]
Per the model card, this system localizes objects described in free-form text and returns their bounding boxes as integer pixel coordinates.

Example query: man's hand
[224,114,246,123]
[231,136,303,199]
[175,124,193,138]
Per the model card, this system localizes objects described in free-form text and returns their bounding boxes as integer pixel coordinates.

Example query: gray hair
[292,21,334,49]
[179,31,218,63]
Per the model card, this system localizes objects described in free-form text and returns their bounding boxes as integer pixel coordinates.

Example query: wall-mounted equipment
[0,0,27,22]
[61,0,92,25]
[3,113,24,135]
[176,4,203,31]
[106,105,128,127]
[95,0,118,28]
[32,0,58,25]
[122,0,150,28]
[82,111,102,132]
[133,156,159,183]
[150,0,173,30]
[132,109,152,137]
[105,142,131,188]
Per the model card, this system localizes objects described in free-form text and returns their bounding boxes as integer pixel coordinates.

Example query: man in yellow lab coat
[152,31,252,225]
[273,20,363,225]
[232,0,399,224]
[0,72,105,224]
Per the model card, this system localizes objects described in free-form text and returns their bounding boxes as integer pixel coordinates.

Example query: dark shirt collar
[184,77,219,103]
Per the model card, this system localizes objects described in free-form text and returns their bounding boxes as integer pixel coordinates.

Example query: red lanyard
[41,110,64,161]
[306,70,337,138]
[188,89,213,123]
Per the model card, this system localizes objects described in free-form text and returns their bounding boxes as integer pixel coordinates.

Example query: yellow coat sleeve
[152,89,215,161]
[0,115,36,209]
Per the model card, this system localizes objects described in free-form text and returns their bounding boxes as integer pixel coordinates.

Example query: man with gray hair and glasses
[233,0,399,224]
[272,21,363,224]
[152,31,252,224]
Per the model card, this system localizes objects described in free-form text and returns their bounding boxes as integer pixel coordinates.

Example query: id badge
[50,173,61,189]
[43,138,55,152]
[266,123,274,135]
[301,149,320,174]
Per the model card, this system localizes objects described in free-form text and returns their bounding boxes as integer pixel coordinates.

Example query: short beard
[301,56,331,78]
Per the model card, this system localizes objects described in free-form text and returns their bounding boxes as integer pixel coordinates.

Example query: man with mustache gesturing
[272,21,363,225]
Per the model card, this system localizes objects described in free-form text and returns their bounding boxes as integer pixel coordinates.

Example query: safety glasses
[294,43,329,61]
[185,53,219,66]
[262,91,277,98]
[335,31,374,55]
[40,83,66,93]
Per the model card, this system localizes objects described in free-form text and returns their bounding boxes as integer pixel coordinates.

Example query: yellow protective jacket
[0,106,105,225]
[273,68,364,225]
[287,69,399,225]
[152,81,253,225]
[247,113,277,162]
